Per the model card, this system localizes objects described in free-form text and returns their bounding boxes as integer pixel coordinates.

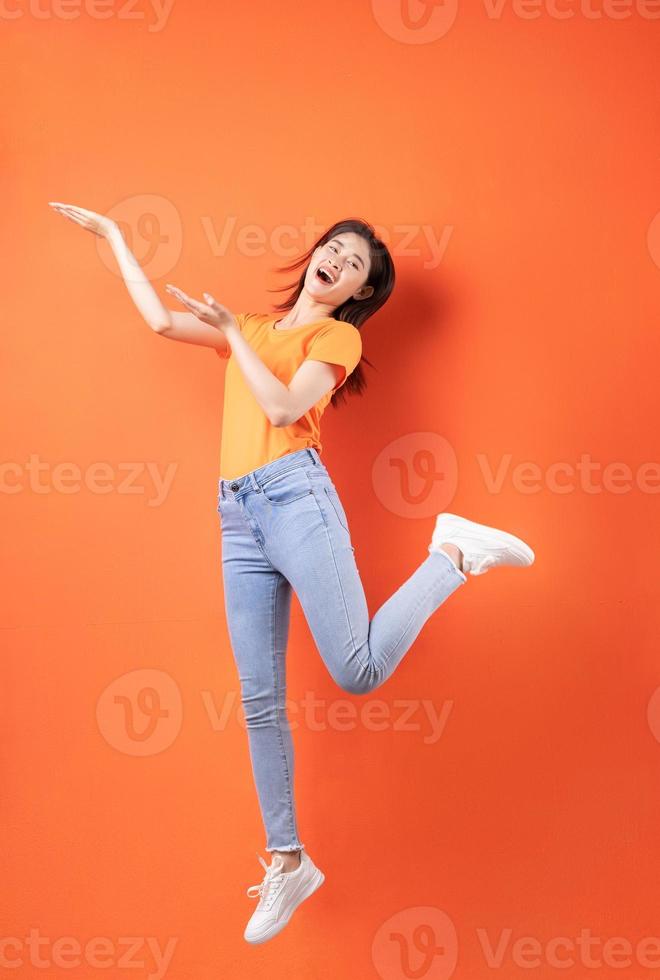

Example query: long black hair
[268,218,395,407]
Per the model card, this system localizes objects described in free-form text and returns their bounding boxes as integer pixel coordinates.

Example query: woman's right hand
[165,284,236,334]
[48,201,119,239]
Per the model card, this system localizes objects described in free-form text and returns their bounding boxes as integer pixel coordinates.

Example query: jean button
[230,482,239,491]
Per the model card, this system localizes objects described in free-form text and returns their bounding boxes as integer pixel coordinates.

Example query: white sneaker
[244,849,325,944]
[429,512,535,576]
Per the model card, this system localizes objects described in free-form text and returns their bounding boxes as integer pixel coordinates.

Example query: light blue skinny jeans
[217,447,467,852]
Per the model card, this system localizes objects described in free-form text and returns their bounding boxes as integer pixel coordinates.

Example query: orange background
[3,1,660,977]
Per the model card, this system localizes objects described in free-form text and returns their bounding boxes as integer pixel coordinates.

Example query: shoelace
[246,853,287,911]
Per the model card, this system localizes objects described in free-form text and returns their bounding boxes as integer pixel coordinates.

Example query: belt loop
[219,480,225,500]
[250,471,261,492]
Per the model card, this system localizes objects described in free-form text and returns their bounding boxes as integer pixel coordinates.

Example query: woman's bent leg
[266,470,467,696]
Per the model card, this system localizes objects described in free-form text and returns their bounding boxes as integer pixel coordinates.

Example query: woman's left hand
[165,284,235,333]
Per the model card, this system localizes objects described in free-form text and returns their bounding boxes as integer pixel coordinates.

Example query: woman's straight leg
[218,491,305,853]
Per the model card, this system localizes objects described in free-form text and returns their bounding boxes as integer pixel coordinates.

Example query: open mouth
[316,266,336,284]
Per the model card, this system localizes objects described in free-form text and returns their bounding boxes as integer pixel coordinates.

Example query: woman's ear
[354,284,374,300]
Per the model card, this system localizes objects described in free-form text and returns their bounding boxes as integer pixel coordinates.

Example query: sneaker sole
[244,868,325,945]
[434,513,535,567]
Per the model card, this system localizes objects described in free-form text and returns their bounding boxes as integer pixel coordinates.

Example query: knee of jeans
[333,668,374,697]
[239,686,283,728]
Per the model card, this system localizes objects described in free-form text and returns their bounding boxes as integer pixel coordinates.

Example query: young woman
[48,205,535,945]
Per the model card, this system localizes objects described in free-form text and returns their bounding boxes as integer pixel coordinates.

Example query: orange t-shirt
[217,312,363,479]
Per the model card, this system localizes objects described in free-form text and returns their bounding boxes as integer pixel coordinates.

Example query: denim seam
[324,486,350,535]
[309,484,366,671]
[259,462,312,489]
[259,465,318,507]
[381,576,445,666]
[270,573,300,850]
[382,561,463,666]
[240,497,278,570]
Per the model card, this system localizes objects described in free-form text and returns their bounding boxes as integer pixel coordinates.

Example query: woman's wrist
[106,222,123,246]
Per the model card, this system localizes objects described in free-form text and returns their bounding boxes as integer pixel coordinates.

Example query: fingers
[166,284,226,325]
[167,286,196,309]
[49,202,93,218]
[49,203,88,227]
[49,203,80,217]
[165,284,194,306]
[50,206,86,227]
[165,284,209,315]
[49,203,105,237]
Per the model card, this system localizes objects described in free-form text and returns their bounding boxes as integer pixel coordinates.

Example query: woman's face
[305,232,374,307]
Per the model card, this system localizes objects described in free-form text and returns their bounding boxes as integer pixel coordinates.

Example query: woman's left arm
[168,286,340,425]
[228,326,341,425]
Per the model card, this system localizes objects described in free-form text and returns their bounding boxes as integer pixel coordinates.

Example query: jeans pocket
[260,467,313,505]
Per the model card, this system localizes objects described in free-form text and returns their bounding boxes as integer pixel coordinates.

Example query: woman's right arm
[105,225,229,352]
[48,202,229,353]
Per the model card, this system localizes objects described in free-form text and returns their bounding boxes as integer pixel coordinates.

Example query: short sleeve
[305,321,363,391]
[216,312,248,359]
